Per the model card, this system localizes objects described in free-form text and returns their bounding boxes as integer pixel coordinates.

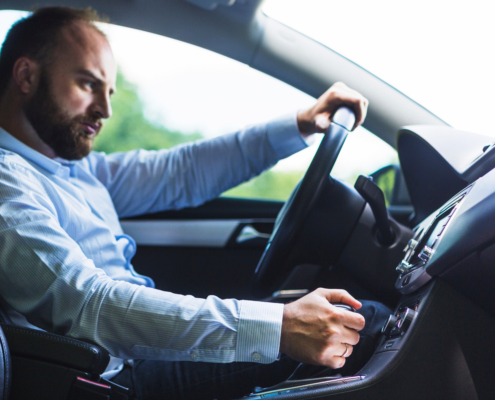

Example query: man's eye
[84,81,95,89]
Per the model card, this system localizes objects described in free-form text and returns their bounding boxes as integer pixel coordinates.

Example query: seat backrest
[0,305,12,325]
[0,324,11,400]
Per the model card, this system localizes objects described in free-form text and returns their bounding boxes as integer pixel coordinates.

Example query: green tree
[223,170,303,201]
[94,70,302,201]
[94,70,203,153]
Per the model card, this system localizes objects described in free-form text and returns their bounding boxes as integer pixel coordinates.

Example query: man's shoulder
[0,148,39,174]
[0,149,56,197]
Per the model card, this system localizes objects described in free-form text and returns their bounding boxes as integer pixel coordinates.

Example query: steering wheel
[251,107,356,298]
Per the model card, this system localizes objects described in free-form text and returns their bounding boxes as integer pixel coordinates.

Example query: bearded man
[0,7,389,400]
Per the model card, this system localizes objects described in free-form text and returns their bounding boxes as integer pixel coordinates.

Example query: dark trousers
[112,300,391,400]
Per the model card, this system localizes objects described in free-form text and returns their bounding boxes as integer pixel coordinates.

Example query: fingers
[353,97,368,130]
[319,343,355,369]
[341,324,361,345]
[315,113,331,132]
[329,82,368,126]
[317,82,368,131]
[319,288,362,310]
[279,288,365,368]
[331,343,354,369]
[297,82,368,135]
[319,288,366,332]
[331,83,368,130]
[314,288,365,332]
[338,309,366,333]
[340,343,353,358]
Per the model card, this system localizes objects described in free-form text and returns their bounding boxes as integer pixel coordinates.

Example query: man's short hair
[0,7,105,97]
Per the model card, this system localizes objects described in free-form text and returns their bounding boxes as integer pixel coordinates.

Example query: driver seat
[0,307,129,399]
[0,323,11,400]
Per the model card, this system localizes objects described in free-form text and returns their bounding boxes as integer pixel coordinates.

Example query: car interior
[1,0,495,399]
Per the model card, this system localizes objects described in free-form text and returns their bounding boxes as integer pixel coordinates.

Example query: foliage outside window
[95,69,398,201]
[1,10,400,202]
[94,70,306,201]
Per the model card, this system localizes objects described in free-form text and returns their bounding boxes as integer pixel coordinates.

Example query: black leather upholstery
[0,303,120,399]
[0,325,11,400]
[0,324,110,375]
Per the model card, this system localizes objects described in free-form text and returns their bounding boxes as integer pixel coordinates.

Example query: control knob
[381,315,399,336]
[396,239,419,273]
[382,307,417,337]
[397,308,416,333]
[418,246,434,263]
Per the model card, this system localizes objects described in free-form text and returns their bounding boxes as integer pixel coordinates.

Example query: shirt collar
[0,126,66,175]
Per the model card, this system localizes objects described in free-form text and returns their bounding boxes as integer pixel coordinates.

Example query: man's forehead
[59,22,104,52]
[54,23,116,85]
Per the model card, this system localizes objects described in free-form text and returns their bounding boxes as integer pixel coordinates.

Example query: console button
[396,260,412,273]
[398,308,416,333]
[381,315,399,336]
[418,246,434,262]
[384,340,395,349]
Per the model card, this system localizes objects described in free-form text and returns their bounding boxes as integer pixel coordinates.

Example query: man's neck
[0,94,56,159]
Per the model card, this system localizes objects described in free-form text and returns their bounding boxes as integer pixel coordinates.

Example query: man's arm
[86,114,306,218]
[0,158,284,364]
[88,82,368,219]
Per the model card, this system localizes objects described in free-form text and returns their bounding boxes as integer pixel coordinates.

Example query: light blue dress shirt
[0,115,307,377]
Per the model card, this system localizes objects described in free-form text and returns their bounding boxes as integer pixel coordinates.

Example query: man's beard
[24,72,101,160]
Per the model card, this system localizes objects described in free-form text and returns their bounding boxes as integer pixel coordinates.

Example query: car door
[95,20,404,301]
[122,197,281,300]
[0,10,405,301]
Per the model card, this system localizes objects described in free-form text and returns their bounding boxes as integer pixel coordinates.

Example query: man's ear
[12,57,40,95]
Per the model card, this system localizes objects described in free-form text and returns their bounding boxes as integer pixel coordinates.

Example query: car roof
[1,0,447,147]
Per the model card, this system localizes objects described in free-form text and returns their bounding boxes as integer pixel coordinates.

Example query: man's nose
[92,91,112,119]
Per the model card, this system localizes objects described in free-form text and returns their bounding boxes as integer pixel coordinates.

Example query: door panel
[124,198,283,300]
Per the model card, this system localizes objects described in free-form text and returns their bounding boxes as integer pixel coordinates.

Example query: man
[0,7,389,400]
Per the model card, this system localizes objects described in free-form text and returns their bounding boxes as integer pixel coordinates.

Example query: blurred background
[1,0,492,201]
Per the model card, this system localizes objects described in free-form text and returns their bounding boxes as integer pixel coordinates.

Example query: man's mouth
[80,121,101,136]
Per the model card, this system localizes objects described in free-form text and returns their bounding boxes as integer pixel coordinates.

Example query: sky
[1,1,491,180]
[264,0,495,138]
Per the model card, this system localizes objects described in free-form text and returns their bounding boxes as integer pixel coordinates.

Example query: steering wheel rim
[251,107,356,298]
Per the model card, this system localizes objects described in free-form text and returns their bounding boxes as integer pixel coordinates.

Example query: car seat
[0,308,129,399]
[0,323,11,400]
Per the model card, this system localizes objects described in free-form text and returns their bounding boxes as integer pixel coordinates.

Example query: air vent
[399,184,473,272]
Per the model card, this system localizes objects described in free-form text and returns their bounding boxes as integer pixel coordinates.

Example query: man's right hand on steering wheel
[296,82,369,137]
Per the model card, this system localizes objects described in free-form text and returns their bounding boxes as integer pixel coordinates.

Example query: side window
[0,10,398,201]
[98,23,319,201]
[103,22,399,200]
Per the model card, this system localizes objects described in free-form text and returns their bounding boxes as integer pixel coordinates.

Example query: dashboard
[396,125,495,316]
[239,124,495,399]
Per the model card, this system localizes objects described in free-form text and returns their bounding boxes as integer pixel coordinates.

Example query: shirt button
[190,352,199,360]
[252,352,261,361]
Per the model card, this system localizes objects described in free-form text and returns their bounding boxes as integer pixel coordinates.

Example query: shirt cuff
[235,300,284,364]
[266,113,309,160]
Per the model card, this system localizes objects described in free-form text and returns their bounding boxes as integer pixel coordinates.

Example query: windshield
[264,0,495,138]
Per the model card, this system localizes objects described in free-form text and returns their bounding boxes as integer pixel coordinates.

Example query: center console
[236,175,495,399]
[238,281,436,399]
[395,184,473,294]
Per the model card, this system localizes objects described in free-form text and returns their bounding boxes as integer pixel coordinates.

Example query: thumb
[315,114,331,132]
